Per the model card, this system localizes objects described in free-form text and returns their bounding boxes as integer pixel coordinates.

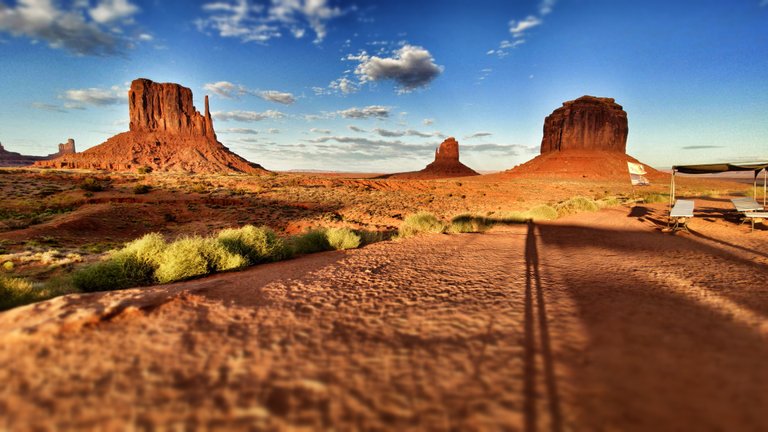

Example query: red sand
[1,198,766,430]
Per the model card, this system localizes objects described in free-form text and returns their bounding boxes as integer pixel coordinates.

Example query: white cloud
[0,0,140,55]
[267,128,280,134]
[310,128,331,134]
[203,81,295,104]
[373,127,405,137]
[220,127,259,134]
[204,81,247,99]
[258,90,295,104]
[350,44,444,94]
[138,33,153,41]
[348,125,366,132]
[89,0,139,24]
[213,110,285,121]
[197,0,346,44]
[422,118,434,126]
[539,0,556,15]
[761,0,768,6]
[509,16,542,37]
[338,105,390,119]
[61,86,123,106]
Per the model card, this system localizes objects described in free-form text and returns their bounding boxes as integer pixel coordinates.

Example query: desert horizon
[1,0,768,430]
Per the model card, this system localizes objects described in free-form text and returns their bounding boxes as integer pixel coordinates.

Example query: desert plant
[217,225,288,264]
[525,205,559,220]
[0,277,37,311]
[448,214,492,233]
[2,261,13,272]
[72,253,156,292]
[290,229,331,255]
[79,177,106,192]
[638,192,668,204]
[325,227,361,250]
[154,236,246,284]
[133,184,152,194]
[398,212,446,238]
[137,166,153,174]
[555,197,600,216]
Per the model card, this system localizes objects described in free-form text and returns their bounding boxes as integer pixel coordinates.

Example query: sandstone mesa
[36,79,265,174]
[386,137,480,179]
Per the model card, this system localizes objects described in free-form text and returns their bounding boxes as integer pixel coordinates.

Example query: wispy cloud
[61,85,124,106]
[310,128,331,134]
[338,105,391,119]
[203,81,296,104]
[465,132,493,140]
[204,81,248,99]
[213,110,285,122]
[488,0,555,59]
[422,118,434,126]
[258,90,295,104]
[0,0,144,56]
[196,0,347,44]
[348,125,366,132]
[220,127,260,134]
[509,16,542,37]
[681,145,725,150]
[89,0,139,24]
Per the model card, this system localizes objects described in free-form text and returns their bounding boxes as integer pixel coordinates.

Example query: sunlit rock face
[36,79,264,174]
[541,96,628,153]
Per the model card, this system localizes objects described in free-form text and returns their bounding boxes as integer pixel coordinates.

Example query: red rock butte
[0,139,74,168]
[36,79,265,174]
[384,137,480,179]
[505,95,663,180]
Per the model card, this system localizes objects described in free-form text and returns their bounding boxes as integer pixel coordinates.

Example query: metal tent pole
[764,168,766,207]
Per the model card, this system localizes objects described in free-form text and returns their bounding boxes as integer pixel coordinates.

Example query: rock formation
[44,139,76,159]
[505,96,663,180]
[0,141,44,167]
[385,137,480,179]
[36,79,265,174]
[541,96,628,153]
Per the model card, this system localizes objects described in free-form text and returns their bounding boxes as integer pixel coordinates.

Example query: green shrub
[0,277,36,310]
[358,230,389,246]
[526,205,559,220]
[79,177,106,192]
[155,236,246,284]
[398,212,446,238]
[137,166,153,174]
[448,214,492,233]
[291,229,331,255]
[555,197,599,216]
[217,225,288,264]
[325,227,361,250]
[72,253,156,292]
[2,261,13,272]
[133,184,152,194]
[638,192,668,204]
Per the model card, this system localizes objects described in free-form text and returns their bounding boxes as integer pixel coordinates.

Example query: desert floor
[1,197,766,431]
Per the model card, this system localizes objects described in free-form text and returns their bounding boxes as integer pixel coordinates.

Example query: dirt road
[1,203,767,430]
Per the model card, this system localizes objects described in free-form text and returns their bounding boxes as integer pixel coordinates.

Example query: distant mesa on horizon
[382,137,480,180]
[0,138,76,168]
[505,95,664,180]
[36,78,265,174]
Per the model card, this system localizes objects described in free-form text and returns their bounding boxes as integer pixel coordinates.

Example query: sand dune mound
[503,150,665,180]
[36,79,265,174]
[384,137,479,179]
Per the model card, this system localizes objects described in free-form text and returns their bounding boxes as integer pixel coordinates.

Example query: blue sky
[0,0,766,172]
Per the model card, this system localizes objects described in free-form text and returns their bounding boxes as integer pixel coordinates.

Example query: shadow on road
[524,221,563,432]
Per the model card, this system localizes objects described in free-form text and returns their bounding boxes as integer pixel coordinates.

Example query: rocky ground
[0,198,766,430]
